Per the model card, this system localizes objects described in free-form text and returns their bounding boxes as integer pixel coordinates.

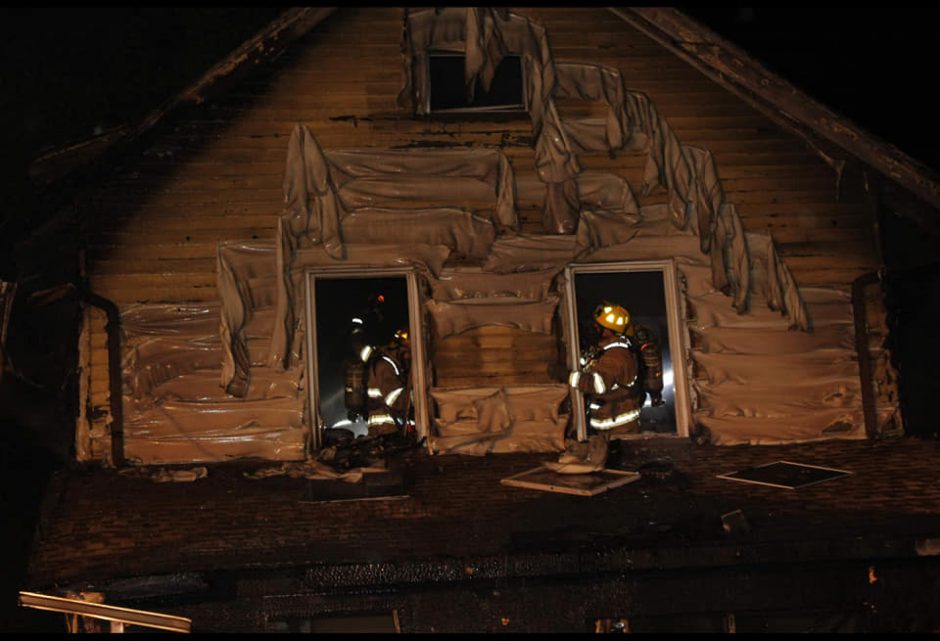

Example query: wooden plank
[89,347,110,369]
[433,349,557,367]
[752,227,872,246]
[719,174,837,191]
[748,234,875,253]
[703,164,836,179]
[89,271,217,287]
[88,242,221,261]
[88,275,219,304]
[102,174,284,192]
[111,160,285,176]
[723,189,846,204]
[435,373,556,387]
[75,306,93,462]
[435,363,555,378]
[735,211,869,228]
[90,257,218,275]
[779,254,878,273]
[87,286,219,305]
[435,334,557,351]
[95,188,283,205]
[500,466,641,497]
[95,210,275,232]
[789,267,876,287]
[731,201,865,217]
[94,226,276,244]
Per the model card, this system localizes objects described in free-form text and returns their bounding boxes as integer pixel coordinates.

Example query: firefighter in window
[342,293,387,423]
[568,302,664,438]
[362,327,413,438]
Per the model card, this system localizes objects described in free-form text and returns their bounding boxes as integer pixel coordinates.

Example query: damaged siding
[78,7,898,464]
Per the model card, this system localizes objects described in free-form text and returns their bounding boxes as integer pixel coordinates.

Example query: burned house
[21,7,940,633]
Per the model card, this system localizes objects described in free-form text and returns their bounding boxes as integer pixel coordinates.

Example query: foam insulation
[282,126,518,255]
[429,385,568,455]
[270,124,518,374]
[427,296,559,338]
[513,172,638,217]
[340,208,495,260]
[398,10,806,328]
[482,234,583,273]
[217,236,451,393]
[432,417,569,455]
[118,303,306,465]
[428,267,560,302]
[543,436,609,474]
[554,62,642,153]
[400,8,581,232]
[327,148,517,229]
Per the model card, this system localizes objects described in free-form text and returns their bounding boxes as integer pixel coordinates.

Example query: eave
[28,7,336,186]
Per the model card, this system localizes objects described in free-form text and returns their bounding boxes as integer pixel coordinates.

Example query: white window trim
[562,259,691,441]
[303,268,430,453]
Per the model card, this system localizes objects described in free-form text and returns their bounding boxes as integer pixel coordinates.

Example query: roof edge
[132,6,337,137]
[29,7,337,185]
[611,7,940,214]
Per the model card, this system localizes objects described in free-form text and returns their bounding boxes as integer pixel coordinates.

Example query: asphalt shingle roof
[26,437,940,590]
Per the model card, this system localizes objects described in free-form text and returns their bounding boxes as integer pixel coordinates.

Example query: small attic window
[428,53,525,113]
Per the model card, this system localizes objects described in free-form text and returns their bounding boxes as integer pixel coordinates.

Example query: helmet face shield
[593,301,630,333]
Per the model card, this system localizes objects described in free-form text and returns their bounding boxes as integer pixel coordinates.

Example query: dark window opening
[428,53,525,113]
[313,276,410,437]
[574,270,679,435]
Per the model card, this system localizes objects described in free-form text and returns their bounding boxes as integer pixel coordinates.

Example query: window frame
[303,268,430,452]
[424,50,528,115]
[562,259,691,441]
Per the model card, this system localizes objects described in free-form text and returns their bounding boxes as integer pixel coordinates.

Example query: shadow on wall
[0,416,64,632]
[881,211,940,439]
[885,266,940,439]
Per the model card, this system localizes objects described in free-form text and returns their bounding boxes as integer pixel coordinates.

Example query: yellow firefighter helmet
[593,302,631,333]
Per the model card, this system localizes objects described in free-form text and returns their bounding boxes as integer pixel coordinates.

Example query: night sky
[681,7,940,173]
[0,8,283,275]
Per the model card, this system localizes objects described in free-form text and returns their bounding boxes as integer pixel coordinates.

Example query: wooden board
[716,460,852,490]
[500,466,641,496]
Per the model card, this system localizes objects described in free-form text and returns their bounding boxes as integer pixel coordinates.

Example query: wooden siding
[81,7,883,450]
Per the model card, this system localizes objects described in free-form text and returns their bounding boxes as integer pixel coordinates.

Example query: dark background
[682,7,940,172]
[1,6,938,632]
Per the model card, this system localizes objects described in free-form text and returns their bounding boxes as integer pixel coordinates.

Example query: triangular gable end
[72,7,907,465]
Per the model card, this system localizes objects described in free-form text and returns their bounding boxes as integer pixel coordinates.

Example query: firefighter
[364,327,412,437]
[343,293,387,421]
[568,302,664,438]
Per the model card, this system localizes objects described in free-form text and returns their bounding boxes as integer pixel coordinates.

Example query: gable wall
[78,7,885,461]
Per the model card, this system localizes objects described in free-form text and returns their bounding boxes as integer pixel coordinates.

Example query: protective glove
[649,391,665,407]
